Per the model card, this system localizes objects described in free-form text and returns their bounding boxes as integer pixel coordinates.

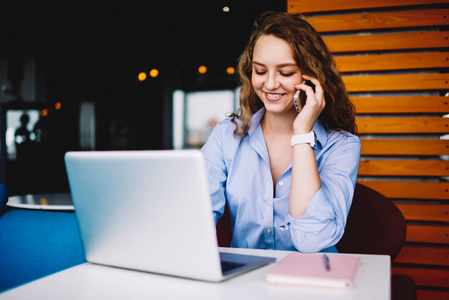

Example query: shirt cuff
[282,188,334,228]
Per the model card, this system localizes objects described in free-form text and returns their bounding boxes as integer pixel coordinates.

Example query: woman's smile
[264,92,286,101]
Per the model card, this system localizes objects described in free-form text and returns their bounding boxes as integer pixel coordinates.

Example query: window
[173,88,239,149]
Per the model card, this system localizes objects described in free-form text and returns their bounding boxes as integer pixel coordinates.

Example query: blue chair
[0,183,86,292]
[0,183,8,212]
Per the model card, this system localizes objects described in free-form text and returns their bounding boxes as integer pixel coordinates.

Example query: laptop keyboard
[221,261,245,273]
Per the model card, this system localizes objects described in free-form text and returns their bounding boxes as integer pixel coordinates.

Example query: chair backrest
[216,203,233,247]
[336,183,407,261]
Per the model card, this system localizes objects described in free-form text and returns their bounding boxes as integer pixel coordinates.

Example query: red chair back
[336,183,407,262]
[216,203,233,247]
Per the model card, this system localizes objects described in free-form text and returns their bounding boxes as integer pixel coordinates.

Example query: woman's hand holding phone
[292,75,325,134]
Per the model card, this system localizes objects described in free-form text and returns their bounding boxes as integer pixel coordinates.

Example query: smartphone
[293,80,316,112]
[293,90,301,112]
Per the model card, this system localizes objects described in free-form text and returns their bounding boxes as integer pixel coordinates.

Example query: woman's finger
[301,75,325,108]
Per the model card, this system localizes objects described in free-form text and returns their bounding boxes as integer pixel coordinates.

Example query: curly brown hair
[231,11,357,137]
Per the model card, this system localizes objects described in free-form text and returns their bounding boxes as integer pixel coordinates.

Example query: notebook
[64,149,275,282]
[266,253,360,289]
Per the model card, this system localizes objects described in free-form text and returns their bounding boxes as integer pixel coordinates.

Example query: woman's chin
[264,104,296,115]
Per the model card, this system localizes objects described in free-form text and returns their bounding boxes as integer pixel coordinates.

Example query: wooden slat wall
[307,9,449,32]
[288,1,449,298]
[352,96,448,114]
[336,52,449,72]
[325,31,449,52]
[288,0,449,13]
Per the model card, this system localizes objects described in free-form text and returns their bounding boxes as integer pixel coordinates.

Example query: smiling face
[251,34,303,115]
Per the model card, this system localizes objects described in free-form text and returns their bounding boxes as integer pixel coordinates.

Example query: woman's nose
[265,73,280,90]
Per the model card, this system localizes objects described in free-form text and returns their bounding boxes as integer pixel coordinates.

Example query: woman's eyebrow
[278,63,299,68]
[252,61,265,67]
[252,61,298,68]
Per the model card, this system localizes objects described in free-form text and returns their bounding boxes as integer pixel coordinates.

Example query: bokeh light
[226,67,235,75]
[55,102,62,110]
[40,109,49,117]
[138,72,147,81]
[198,65,207,74]
[149,69,159,78]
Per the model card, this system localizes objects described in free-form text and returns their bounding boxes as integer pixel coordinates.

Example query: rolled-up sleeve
[284,134,361,252]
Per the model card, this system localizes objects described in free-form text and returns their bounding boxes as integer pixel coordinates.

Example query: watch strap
[290,131,316,148]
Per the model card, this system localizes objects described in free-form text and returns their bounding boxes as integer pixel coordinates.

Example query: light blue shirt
[201,108,361,253]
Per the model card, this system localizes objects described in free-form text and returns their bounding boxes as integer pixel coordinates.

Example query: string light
[55,102,62,110]
[223,6,230,12]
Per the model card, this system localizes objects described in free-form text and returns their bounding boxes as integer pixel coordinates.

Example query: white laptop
[64,149,275,282]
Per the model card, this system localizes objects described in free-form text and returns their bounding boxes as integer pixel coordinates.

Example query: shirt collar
[247,108,328,149]
[248,108,265,136]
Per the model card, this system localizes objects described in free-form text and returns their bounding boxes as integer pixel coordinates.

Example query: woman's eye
[281,72,295,77]
[254,70,267,75]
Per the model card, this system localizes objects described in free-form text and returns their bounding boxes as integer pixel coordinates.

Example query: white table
[0,247,391,300]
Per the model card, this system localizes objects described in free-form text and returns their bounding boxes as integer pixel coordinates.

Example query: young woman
[201,11,360,253]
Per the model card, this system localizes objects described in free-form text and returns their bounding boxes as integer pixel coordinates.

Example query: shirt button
[267,201,272,207]
[279,181,283,186]
[266,229,272,234]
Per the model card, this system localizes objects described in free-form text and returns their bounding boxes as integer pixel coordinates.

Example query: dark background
[0,0,286,195]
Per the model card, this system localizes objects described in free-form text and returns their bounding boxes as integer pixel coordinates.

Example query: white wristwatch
[290,131,316,149]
